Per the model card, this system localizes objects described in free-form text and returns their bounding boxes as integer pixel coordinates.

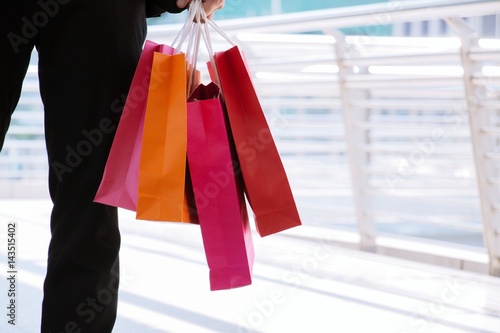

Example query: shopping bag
[214,45,302,236]
[136,50,193,222]
[187,82,254,290]
[94,40,167,211]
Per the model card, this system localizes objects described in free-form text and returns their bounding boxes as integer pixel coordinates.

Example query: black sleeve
[145,0,186,17]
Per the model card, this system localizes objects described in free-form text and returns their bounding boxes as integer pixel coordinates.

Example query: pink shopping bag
[94,41,174,211]
[187,82,254,290]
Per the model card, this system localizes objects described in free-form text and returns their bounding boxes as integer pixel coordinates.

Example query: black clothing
[0,0,182,331]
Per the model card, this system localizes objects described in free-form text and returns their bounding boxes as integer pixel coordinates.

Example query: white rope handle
[187,20,202,96]
[180,1,238,96]
[198,8,222,87]
[171,0,202,54]
[169,0,204,96]
[205,19,236,47]
[172,0,236,55]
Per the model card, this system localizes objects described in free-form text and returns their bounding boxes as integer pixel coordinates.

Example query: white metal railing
[1,0,500,275]
[135,0,500,276]
[0,62,46,185]
[446,16,500,275]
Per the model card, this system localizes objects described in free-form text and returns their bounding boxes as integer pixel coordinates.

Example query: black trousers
[0,1,147,331]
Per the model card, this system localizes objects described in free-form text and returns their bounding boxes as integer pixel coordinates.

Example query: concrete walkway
[1,199,500,333]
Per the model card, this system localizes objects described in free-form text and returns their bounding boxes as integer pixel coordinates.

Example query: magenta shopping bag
[187,82,254,290]
[94,41,174,210]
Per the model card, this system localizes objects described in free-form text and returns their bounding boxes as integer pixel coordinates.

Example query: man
[0,0,224,331]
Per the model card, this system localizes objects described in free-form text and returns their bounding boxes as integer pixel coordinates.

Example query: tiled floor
[1,199,500,333]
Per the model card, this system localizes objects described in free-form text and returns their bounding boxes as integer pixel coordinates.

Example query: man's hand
[176,0,225,19]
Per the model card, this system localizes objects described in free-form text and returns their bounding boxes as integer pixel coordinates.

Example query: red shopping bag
[95,40,169,210]
[214,46,302,237]
[187,82,254,290]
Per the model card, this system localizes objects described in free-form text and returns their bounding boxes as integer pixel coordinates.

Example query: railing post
[446,17,500,276]
[329,31,376,251]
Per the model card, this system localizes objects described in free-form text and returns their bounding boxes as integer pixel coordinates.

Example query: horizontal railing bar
[371,179,476,187]
[484,152,500,161]
[255,74,339,81]
[472,77,500,85]
[369,89,465,99]
[368,211,483,232]
[344,52,461,67]
[148,0,500,34]
[375,234,487,263]
[6,127,44,135]
[488,178,500,185]
[255,86,340,97]
[367,164,475,172]
[365,189,479,201]
[277,145,346,153]
[354,122,468,132]
[371,179,477,187]
[261,100,341,109]
[360,167,475,178]
[0,155,45,160]
[1,140,46,147]
[367,159,475,166]
[367,133,470,140]
[481,127,500,135]
[275,119,340,128]
[255,73,338,82]
[284,165,348,172]
[274,124,343,130]
[0,162,47,166]
[371,180,477,188]
[0,174,47,180]
[350,100,466,111]
[345,77,462,89]
[251,62,334,72]
[14,97,43,106]
[0,168,47,174]
[342,49,498,67]
[477,102,500,110]
[352,99,463,106]
[356,145,472,156]
[276,134,344,140]
[469,49,500,62]
[371,183,478,190]
[10,113,44,121]
[346,74,463,82]
[367,117,466,124]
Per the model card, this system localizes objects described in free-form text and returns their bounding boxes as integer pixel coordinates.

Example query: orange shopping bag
[136,50,193,222]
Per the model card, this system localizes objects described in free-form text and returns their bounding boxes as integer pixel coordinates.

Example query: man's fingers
[178,0,224,20]
[176,0,191,9]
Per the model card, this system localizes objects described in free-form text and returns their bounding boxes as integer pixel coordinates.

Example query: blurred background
[3,0,499,272]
